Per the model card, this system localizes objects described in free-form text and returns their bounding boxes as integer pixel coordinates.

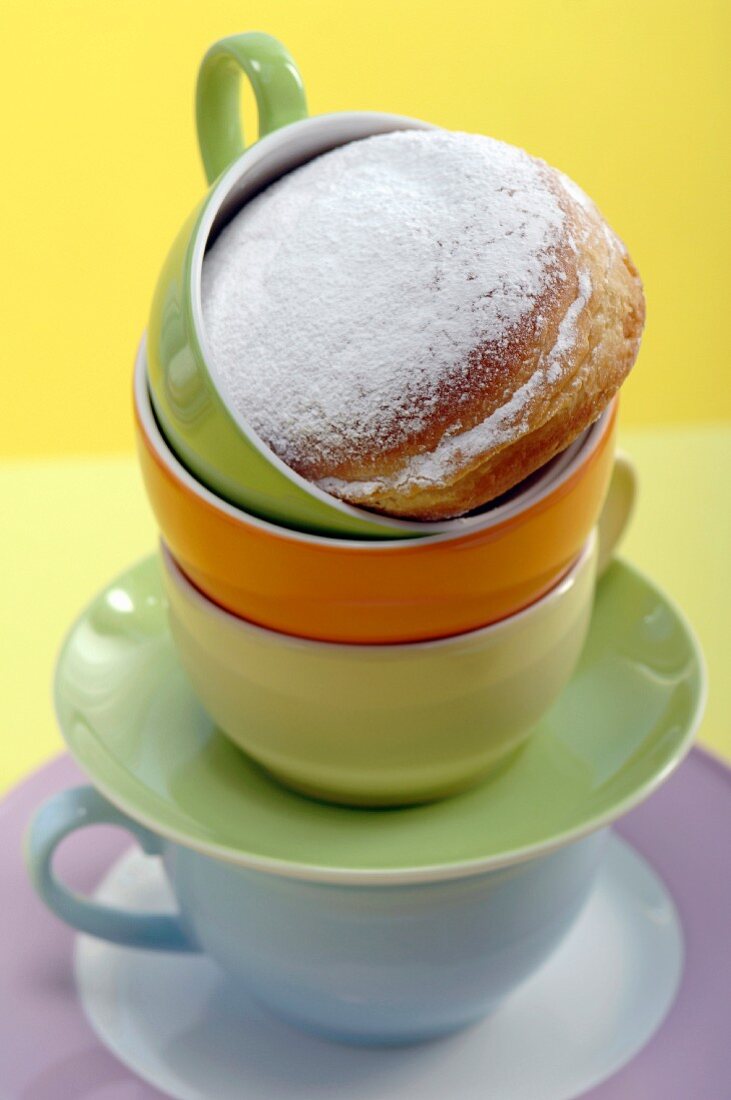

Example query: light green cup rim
[53,554,706,885]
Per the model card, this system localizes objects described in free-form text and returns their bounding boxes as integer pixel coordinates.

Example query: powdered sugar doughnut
[202,130,644,520]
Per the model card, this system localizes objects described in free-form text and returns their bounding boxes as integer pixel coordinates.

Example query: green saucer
[54,556,705,883]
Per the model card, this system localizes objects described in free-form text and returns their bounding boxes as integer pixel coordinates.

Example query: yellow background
[1,1,729,790]
[1,0,730,457]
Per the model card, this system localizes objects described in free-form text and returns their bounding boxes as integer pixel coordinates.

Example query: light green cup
[149,33,586,542]
[161,531,602,806]
[149,31,448,540]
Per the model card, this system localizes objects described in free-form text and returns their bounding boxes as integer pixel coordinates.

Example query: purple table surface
[1,749,729,1100]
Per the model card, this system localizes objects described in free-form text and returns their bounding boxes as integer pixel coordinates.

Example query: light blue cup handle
[26,786,198,952]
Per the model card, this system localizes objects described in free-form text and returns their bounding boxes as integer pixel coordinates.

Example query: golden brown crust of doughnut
[307,170,645,521]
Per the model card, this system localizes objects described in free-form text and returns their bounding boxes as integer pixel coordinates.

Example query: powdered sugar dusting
[201,130,571,476]
[557,170,626,258]
[319,269,592,498]
[557,171,594,215]
[546,269,592,380]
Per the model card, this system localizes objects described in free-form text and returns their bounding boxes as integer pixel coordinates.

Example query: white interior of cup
[188,112,606,536]
[136,339,611,549]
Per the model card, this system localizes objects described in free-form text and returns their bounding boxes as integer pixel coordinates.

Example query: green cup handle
[597,451,638,576]
[196,32,309,183]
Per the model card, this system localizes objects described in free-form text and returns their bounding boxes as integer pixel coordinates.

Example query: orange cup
[135,345,631,644]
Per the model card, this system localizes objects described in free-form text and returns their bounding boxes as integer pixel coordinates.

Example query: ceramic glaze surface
[137,349,626,643]
[74,836,683,1096]
[52,554,704,881]
[164,829,605,1043]
[161,537,596,805]
[28,784,605,1045]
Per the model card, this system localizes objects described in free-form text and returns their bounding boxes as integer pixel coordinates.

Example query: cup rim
[183,110,610,538]
[160,529,597,653]
[136,338,616,552]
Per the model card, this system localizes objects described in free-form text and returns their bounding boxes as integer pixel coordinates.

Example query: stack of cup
[136,32,637,807]
[28,33,706,1055]
[138,351,633,806]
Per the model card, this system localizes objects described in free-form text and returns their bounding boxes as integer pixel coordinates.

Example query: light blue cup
[28,785,606,1046]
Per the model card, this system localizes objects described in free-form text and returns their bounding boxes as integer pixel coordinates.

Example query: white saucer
[74,834,682,1100]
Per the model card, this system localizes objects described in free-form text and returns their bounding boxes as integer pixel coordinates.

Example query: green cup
[148,32,449,540]
[160,532,599,806]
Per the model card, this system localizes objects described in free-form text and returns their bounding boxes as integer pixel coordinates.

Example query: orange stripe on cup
[135,351,618,644]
